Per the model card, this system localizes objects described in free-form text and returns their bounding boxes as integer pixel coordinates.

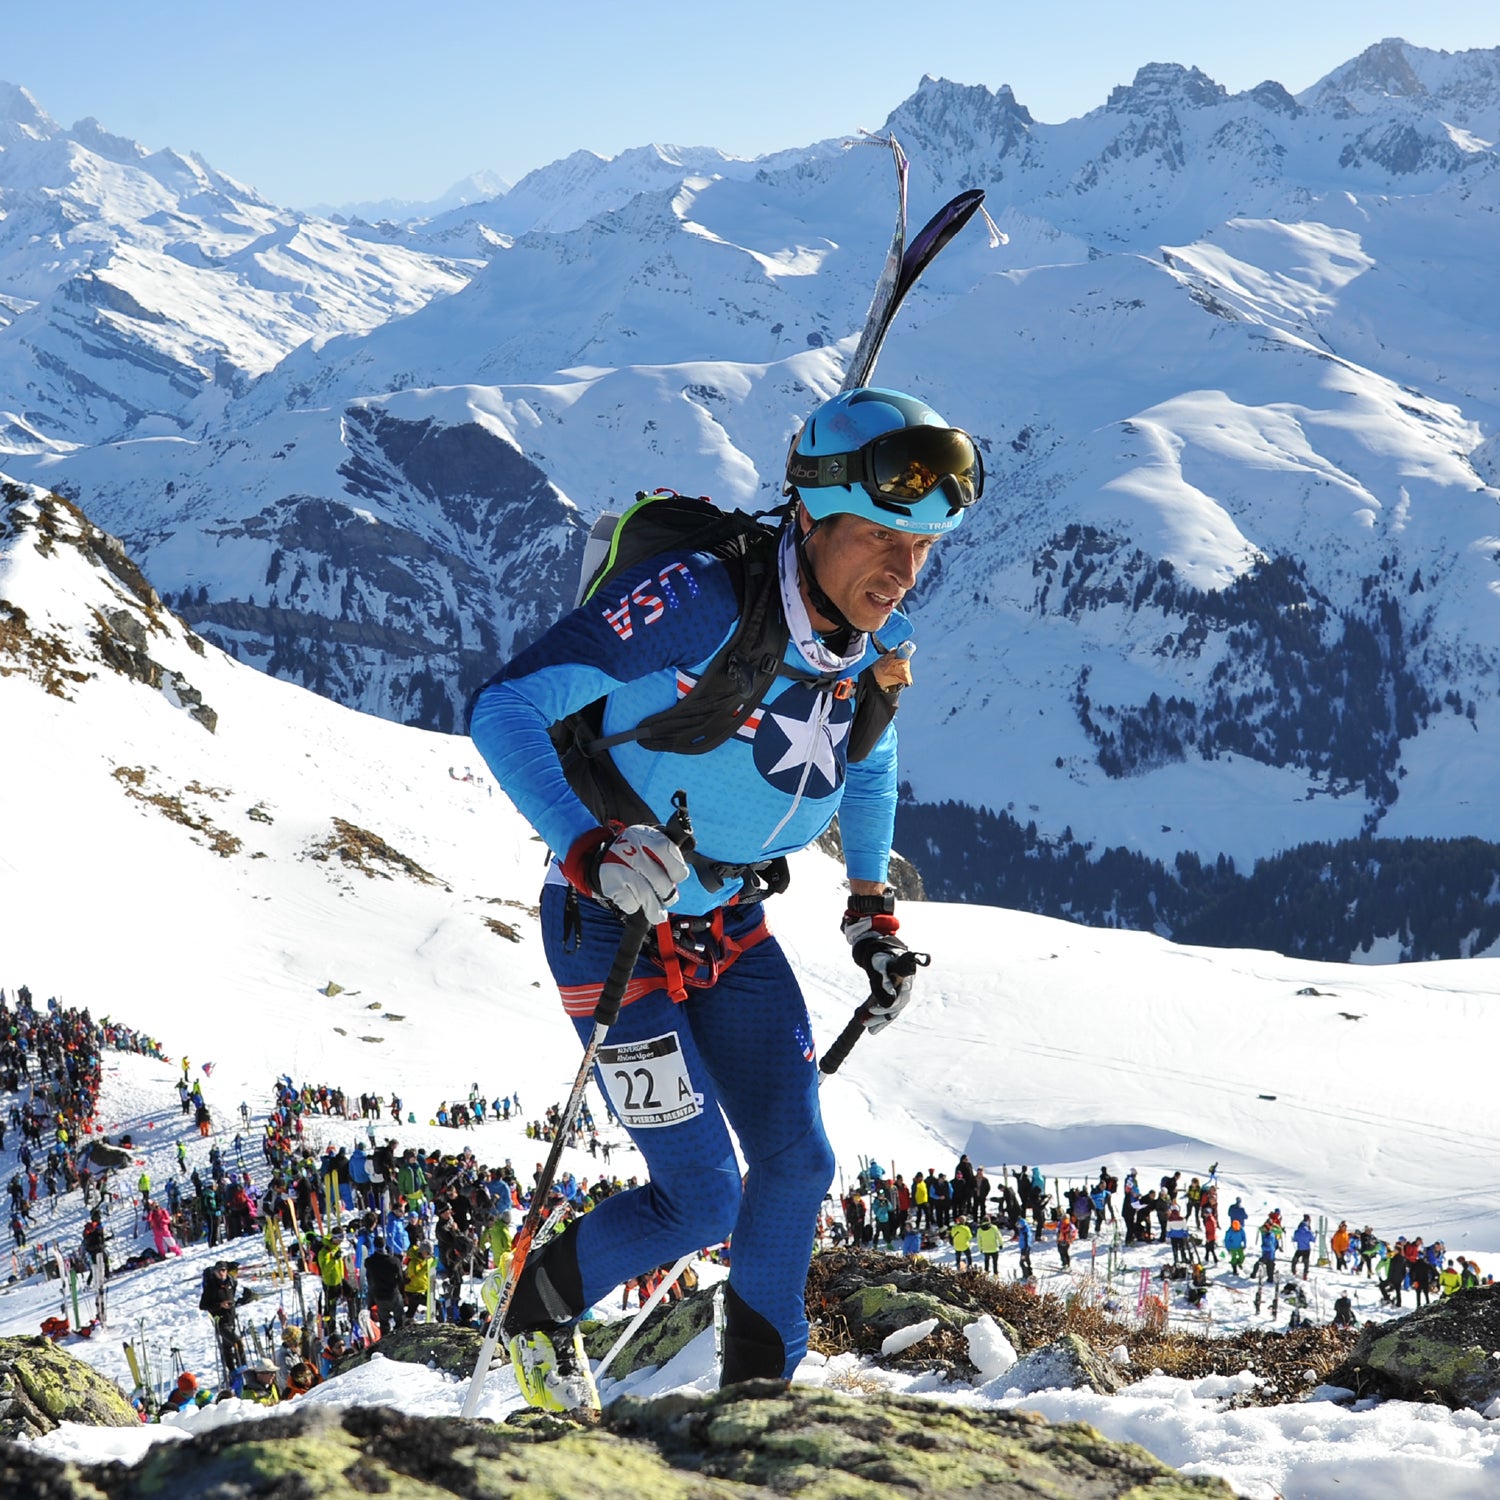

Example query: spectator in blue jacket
[1290,1214,1317,1278]
[1251,1212,1284,1283]
[1015,1216,1034,1279]
[1223,1215,1248,1275]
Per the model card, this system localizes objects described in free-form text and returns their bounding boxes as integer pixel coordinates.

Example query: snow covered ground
[5,1048,1499,1500]
[3,482,1500,1497]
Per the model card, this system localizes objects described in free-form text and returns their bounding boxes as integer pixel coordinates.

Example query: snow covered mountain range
[4,474,1500,1497]
[2,39,1500,952]
[306,169,512,227]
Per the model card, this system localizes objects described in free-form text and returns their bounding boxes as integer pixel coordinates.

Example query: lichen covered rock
[0,1334,139,1442]
[807,1249,1023,1376]
[0,1384,1235,1498]
[994,1332,1124,1397]
[336,1321,483,1378]
[1327,1284,1500,1409]
[582,1289,718,1380]
[837,1282,974,1347]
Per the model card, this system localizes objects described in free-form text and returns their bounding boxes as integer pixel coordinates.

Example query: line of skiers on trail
[4,985,168,1256]
[282,1079,525,1131]
[828,1156,1489,1317]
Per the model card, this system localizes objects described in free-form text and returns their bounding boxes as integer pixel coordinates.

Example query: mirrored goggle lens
[869,427,983,507]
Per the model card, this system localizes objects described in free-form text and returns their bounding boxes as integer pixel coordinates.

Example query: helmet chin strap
[788,496,858,648]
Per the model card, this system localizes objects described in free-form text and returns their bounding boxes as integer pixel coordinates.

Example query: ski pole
[818,949,929,1078]
[459,791,695,1420]
[593,1247,705,1383]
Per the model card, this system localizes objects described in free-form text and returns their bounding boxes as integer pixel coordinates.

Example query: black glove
[842,894,927,1035]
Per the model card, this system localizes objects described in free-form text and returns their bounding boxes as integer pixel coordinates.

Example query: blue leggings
[541,884,835,1377]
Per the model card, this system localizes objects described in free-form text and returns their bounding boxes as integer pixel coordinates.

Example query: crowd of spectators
[6,979,1495,1407]
[829,1155,1490,1329]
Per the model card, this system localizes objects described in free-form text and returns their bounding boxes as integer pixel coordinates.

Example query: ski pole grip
[819,1007,871,1077]
[593,791,694,1028]
[595,911,651,1028]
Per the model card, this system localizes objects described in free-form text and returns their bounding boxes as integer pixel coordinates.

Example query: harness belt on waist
[557,903,771,1016]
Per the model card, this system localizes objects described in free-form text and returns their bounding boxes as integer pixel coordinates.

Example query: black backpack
[549,491,901,847]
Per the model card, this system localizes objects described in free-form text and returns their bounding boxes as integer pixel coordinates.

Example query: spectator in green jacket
[977,1217,1002,1274]
[950,1219,974,1269]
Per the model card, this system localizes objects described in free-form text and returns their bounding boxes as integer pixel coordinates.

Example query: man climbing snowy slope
[469,386,984,1409]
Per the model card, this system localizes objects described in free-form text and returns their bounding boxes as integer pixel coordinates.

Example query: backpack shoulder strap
[581,513,788,758]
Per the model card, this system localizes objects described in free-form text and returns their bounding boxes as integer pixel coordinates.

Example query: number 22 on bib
[597,1032,702,1129]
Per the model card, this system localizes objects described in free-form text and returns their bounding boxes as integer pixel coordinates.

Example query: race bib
[597,1032,702,1129]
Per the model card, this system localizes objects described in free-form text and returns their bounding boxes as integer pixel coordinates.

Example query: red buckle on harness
[833,677,857,701]
[653,909,750,1001]
[655,919,689,1003]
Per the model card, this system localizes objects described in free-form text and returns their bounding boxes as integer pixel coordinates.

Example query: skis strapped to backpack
[541,142,990,837]
[841,133,992,394]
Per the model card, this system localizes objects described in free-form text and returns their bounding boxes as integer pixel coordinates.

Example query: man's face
[800,512,936,633]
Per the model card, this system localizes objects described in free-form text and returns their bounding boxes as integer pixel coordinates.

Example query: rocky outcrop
[0,1334,139,1441]
[997,1333,1123,1397]
[336,1321,481,1378]
[581,1286,719,1381]
[0,486,217,729]
[1326,1285,1500,1409]
[807,1250,1021,1378]
[0,1385,1236,1497]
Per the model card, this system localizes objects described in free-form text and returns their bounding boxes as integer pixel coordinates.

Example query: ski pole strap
[885,950,930,981]
[593,791,695,1025]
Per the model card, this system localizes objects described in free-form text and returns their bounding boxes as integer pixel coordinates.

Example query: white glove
[592,824,690,925]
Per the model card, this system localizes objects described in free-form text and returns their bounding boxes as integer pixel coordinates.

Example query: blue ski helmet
[784,387,983,535]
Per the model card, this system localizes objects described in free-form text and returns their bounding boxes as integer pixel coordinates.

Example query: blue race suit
[470,531,910,1379]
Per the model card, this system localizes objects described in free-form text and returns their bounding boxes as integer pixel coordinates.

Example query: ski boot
[506,1322,599,1413]
[502,1221,596,1412]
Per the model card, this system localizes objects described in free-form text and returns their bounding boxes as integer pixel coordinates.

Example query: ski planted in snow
[123,1340,145,1398]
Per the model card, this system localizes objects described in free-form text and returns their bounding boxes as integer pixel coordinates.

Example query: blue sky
[5,1,1496,208]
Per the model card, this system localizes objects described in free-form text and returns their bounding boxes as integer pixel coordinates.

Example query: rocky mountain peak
[69,116,148,165]
[909,74,1034,126]
[1107,63,1228,113]
[1241,80,1301,116]
[1327,38,1431,101]
[1301,38,1500,123]
[883,76,1035,172]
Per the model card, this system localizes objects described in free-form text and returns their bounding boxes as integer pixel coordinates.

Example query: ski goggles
[787,425,984,516]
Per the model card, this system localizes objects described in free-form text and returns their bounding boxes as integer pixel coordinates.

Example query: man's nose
[888,541,923,589]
